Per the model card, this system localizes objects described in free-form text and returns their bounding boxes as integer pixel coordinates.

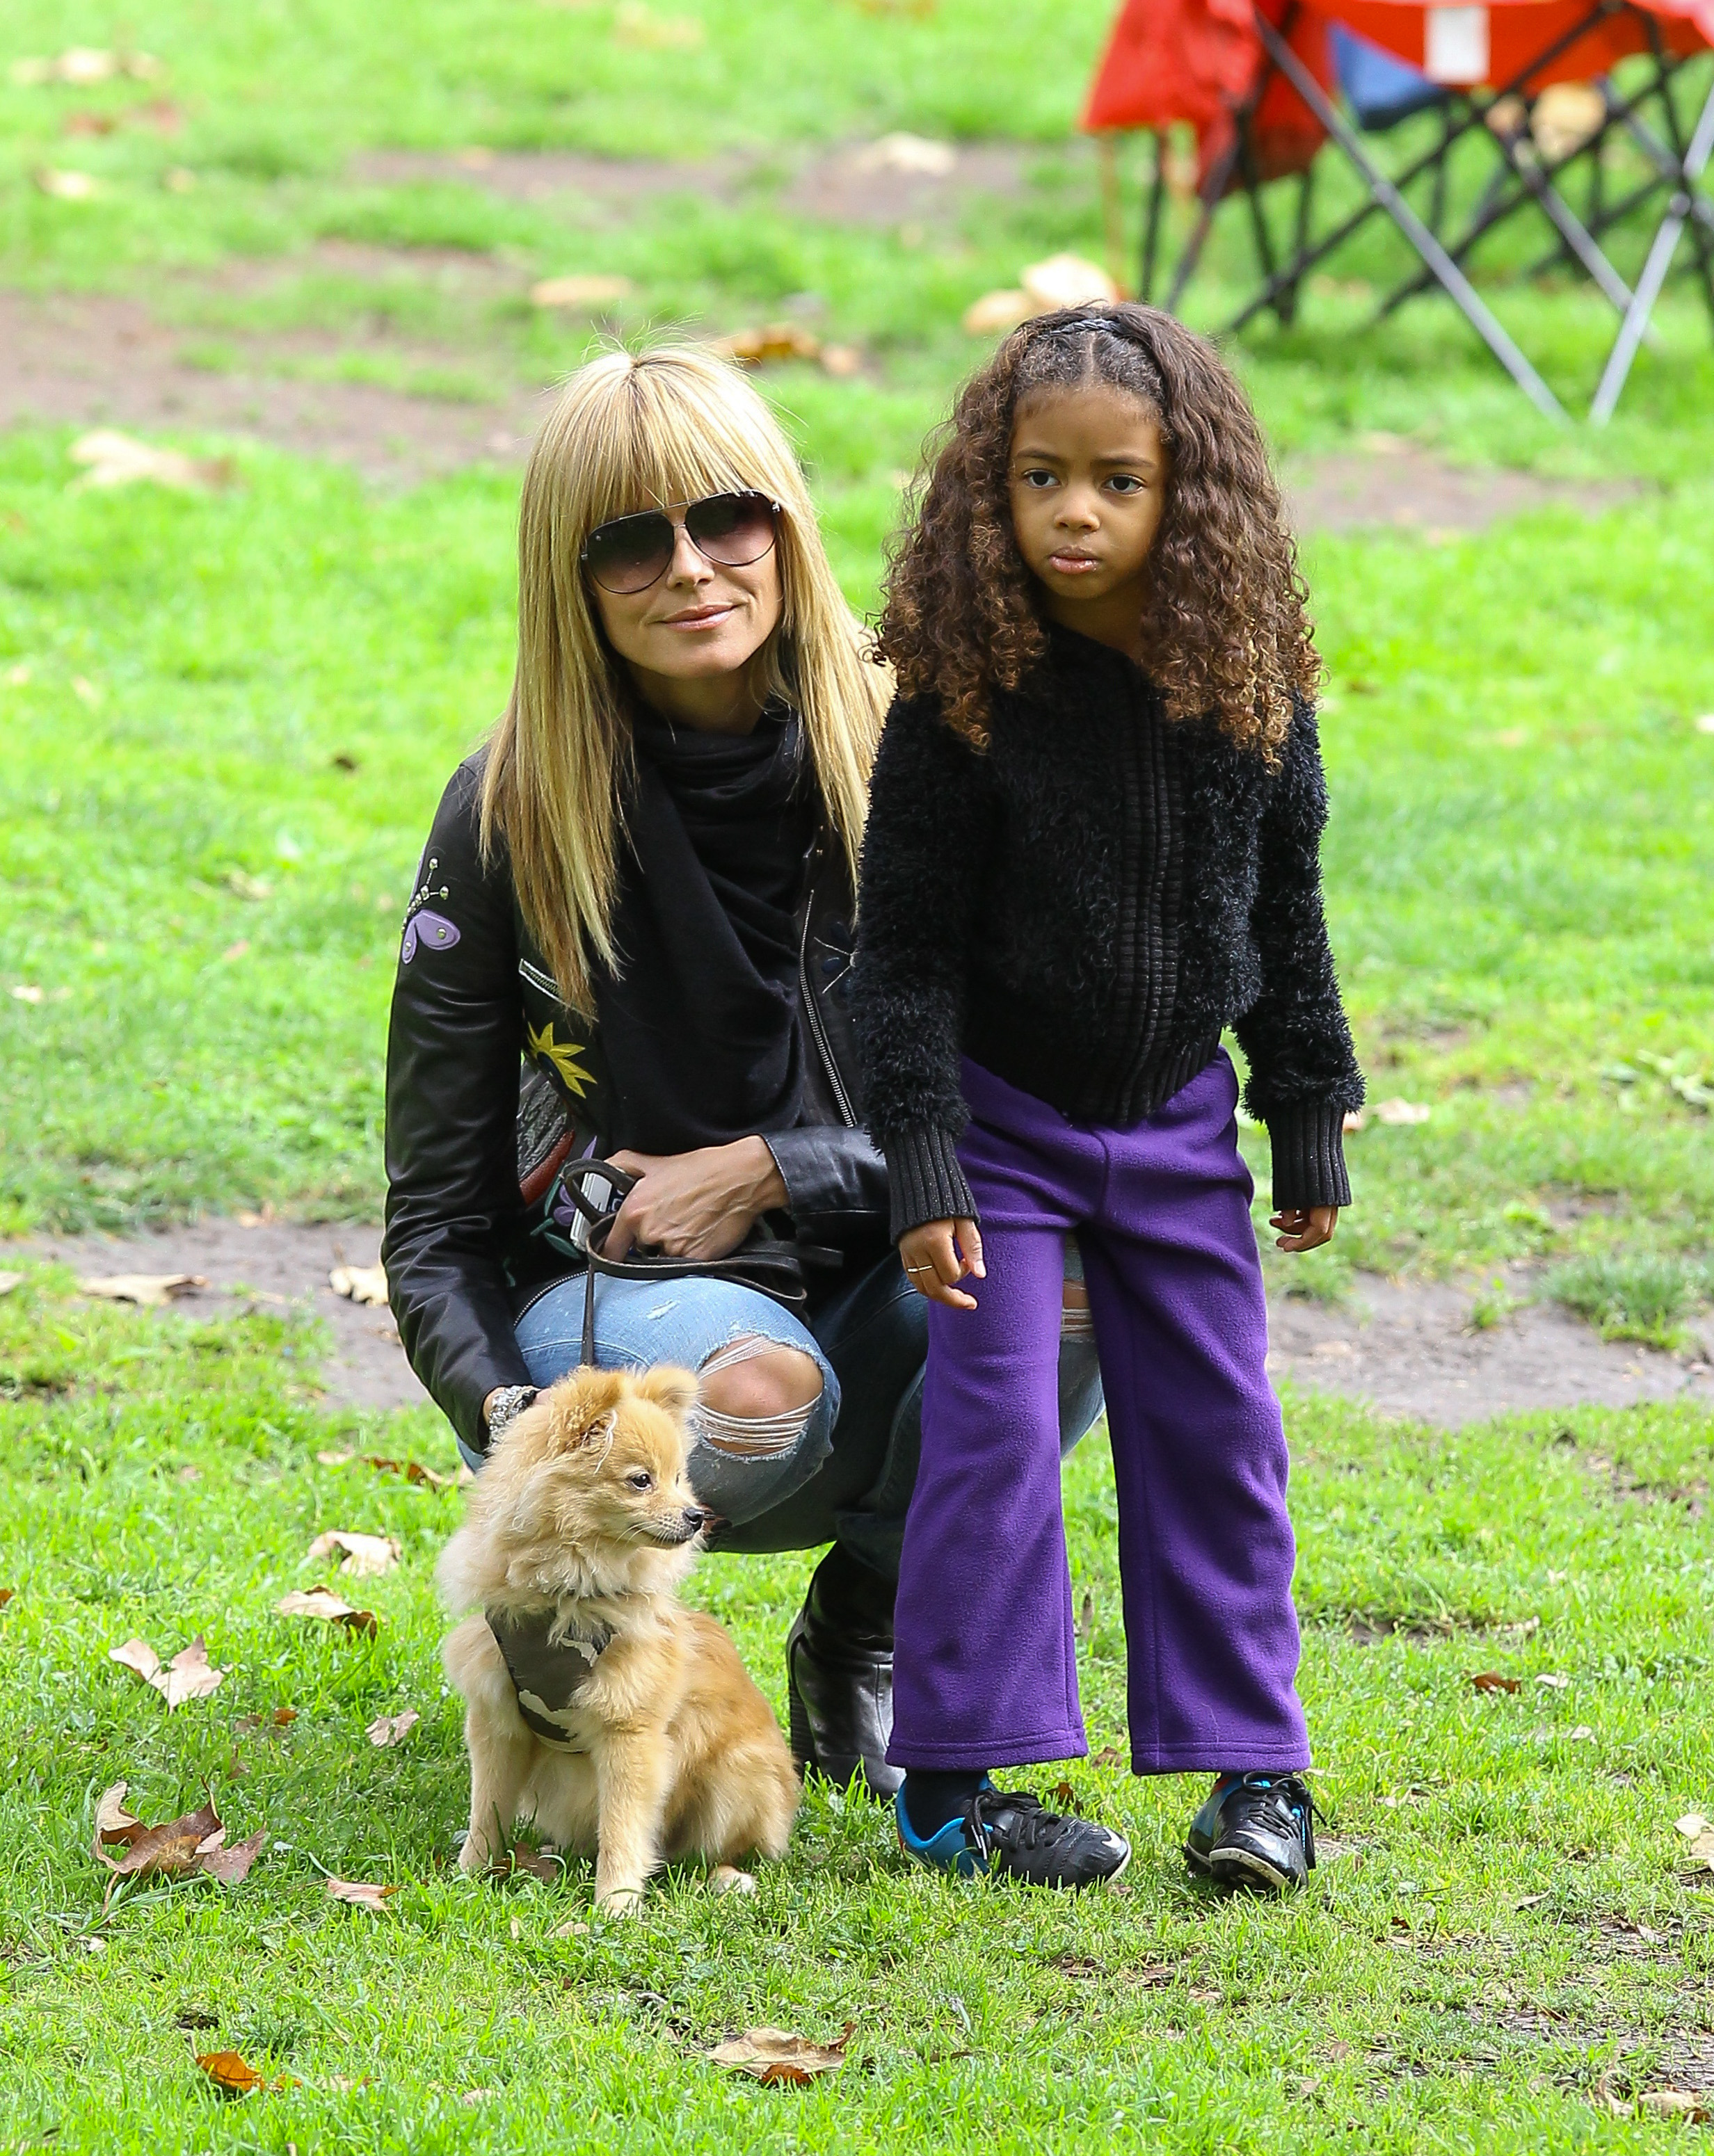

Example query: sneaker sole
[1204,1844,1303,1894]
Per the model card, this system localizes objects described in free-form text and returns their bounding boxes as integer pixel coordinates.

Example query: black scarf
[596,705,816,1155]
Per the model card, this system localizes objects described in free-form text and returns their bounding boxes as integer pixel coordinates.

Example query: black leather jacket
[382,753,888,1454]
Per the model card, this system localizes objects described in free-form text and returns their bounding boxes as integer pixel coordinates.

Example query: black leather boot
[785,1543,902,1799]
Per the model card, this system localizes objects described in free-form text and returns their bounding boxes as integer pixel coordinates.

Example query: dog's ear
[632,1363,699,1425]
[540,1367,630,1451]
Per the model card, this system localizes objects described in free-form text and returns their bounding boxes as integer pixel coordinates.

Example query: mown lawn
[2,1273,1712,2153]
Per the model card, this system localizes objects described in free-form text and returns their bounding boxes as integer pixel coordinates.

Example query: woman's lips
[661,602,737,628]
[1047,552,1102,574]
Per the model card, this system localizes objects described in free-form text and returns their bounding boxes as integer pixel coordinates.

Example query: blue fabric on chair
[1330,23,1448,131]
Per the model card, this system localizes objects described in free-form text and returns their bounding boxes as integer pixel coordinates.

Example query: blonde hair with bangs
[481,346,888,1015]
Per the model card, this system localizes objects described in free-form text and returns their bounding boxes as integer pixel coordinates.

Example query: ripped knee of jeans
[692,1333,824,1458]
[1062,1236,1095,1342]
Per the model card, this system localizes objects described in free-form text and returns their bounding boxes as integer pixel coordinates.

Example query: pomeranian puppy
[438,1363,800,1912]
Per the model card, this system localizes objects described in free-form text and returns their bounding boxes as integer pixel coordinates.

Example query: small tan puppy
[438,1364,799,1912]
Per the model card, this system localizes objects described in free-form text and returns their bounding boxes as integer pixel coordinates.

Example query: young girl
[850,303,1363,1893]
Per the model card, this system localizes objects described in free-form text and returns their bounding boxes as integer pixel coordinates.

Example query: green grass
[3,1269,1713,2152]
[4,428,1713,1287]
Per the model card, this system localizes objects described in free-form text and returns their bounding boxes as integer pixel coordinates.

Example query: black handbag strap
[562,1159,838,1370]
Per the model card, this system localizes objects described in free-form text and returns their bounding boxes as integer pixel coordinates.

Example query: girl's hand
[1272,1205,1338,1253]
[899,1218,985,1310]
[602,1139,787,1262]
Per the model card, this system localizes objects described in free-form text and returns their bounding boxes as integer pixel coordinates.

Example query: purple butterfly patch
[401,909,460,963]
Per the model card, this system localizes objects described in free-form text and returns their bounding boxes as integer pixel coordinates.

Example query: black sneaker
[1183,1772,1317,1892]
[897,1780,1131,1889]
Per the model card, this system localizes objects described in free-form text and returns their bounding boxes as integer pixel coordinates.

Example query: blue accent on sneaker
[895,1778,994,1878]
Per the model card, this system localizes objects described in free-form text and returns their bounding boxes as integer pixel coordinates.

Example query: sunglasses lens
[584,510,675,593]
[685,491,778,567]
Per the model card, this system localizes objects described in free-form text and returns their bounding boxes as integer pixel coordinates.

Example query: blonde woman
[383,347,1103,1799]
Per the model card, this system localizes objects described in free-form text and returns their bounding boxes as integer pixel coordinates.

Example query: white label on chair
[1425,6,1489,83]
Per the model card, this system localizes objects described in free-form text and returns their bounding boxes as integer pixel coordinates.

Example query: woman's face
[589,500,783,733]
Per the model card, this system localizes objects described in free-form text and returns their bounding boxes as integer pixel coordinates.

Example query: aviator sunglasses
[581,490,782,596]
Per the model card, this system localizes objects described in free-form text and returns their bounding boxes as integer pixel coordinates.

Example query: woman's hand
[899,1218,985,1310]
[602,1138,787,1263]
[1271,1205,1338,1253]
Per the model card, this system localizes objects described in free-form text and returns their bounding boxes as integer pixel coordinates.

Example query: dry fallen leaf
[328,1262,388,1306]
[109,1634,228,1708]
[1374,1097,1432,1126]
[275,1586,379,1636]
[197,1828,269,1885]
[1020,252,1119,312]
[317,1449,356,1467]
[1639,2090,1711,2122]
[194,2049,295,2097]
[706,2023,854,2084]
[99,1799,223,1895]
[367,1709,419,1747]
[1342,1109,1367,1134]
[326,1875,399,1913]
[70,431,235,493]
[80,1272,207,1307]
[855,131,956,175]
[93,1781,143,1853]
[0,1588,14,1607]
[529,273,634,309]
[961,287,1034,336]
[237,1705,298,1732]
[1471,1672,1521,1694]
[1535,1673,1571,1690]
[0,1271,24,1296]
[35,167,99,199]
[305,1530,401,1578]
[1091,1745,1124,1769]
[11,48,166,86]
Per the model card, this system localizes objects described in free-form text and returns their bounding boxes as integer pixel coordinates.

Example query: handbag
[535,1156,841,1369]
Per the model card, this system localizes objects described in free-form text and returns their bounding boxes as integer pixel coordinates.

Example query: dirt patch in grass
[1271,1265,1713,1426]
[9,1224,1713,1424]
[0,275,1643,518]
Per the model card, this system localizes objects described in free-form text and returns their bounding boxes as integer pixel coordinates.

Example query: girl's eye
[1020,469,1057,489]
[626,1470,652,1491]
[1107,475,1145,495]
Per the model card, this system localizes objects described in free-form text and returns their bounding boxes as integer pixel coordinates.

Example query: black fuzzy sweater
[850,627,1363,1239]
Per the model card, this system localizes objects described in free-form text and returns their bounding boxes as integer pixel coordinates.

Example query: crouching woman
[383,346,1103,1794]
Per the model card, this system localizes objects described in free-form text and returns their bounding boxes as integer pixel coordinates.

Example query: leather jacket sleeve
[764,1123,888,1245]
[381,758,534,1454]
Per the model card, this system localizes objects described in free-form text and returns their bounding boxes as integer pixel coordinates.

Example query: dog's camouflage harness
[486,1607,616,1750]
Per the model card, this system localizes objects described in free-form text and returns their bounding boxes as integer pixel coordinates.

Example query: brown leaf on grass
[706,2023,854,2084]
[1674,1812,1714,1874]
[11,49,166,86]
[109,1634,228,1708]
[1091,1745,1124,1769]
[196,1828,268,1885]
[316,1449,355,1467]
[99,1799,223,1890]
[325,1875,399,1913]
[237,1705,298,1732]
[0,1587,14,1607]
[328,1262,388,1306]
[275,1586,378,1636]
[366,1709,419,1748]
[1050,1780,1082,1813]
[93,1781,143,1853]
[1471,1672,1521,1694]
[508,1844,561,1883]
[1374,1097,1432,1126]
[194,2049,296,2097]
[305,1530,400,1578]
[708,323,862,378]
[1639,2091,1711,2122]
[80,1271,207,1306]
[530,273,634,309]
[71,433,235,494]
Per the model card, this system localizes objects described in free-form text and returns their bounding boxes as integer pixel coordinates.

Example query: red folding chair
[1086,0,1714,419]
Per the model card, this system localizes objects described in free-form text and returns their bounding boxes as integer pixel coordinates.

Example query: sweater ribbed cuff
[883,1124,979,1244]
[1265,1101,1353,1212]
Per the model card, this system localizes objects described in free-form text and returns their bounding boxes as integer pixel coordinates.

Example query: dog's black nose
[681,1506,707,1532]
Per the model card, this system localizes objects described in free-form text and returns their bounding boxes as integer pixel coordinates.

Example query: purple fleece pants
[888,1052,1310,1776]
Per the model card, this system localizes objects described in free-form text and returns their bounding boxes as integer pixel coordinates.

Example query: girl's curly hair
[876,303,1320,759]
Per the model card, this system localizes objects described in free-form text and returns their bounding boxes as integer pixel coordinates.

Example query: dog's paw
[458,1837,500,1876]
[709,1865,757,1897]
[594,1883,646,1916]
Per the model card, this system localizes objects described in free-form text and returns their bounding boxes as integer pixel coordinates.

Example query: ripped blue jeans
[508,1248,1105,1575]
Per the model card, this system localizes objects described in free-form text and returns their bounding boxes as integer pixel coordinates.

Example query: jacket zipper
[799,846,857,1128]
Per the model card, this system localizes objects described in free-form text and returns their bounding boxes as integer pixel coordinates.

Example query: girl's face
[590,500,783,735]
[1007,385,1169,656]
